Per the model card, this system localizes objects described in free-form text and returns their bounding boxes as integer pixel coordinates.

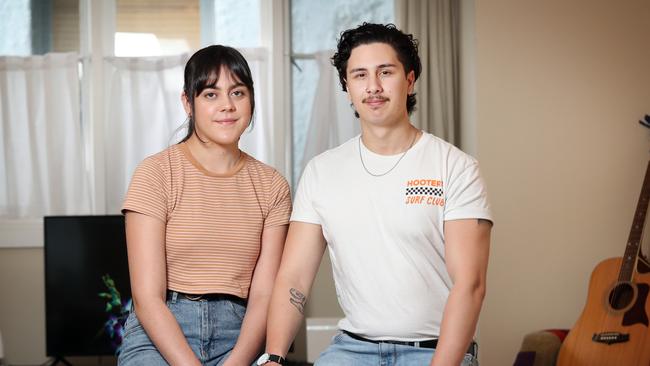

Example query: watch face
[256,353,270,365]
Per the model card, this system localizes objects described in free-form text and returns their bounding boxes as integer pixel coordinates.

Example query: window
[113,0,262,56]
[210,0,261,48]
[0,0,80,56]
[115,0,199,56]
[0,0,394,241]
[0,0,31,56]
[290,0,394,185]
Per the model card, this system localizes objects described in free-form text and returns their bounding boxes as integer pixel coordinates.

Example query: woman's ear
[181,92,191,116]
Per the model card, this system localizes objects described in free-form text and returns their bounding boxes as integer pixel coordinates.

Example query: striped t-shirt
[122,143,291,298]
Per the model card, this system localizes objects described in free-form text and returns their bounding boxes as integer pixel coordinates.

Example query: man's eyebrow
[349,67,368,74]
[349,63,398,73]
[377,63,398,69]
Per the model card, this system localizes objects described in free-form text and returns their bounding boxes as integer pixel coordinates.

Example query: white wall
[475,1,650,365]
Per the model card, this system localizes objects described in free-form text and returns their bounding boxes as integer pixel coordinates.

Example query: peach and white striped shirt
[122,143,291,298]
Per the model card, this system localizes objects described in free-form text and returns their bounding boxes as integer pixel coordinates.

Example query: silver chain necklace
[358,131,418,177]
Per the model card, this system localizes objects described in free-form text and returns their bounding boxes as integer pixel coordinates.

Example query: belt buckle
[185,293,204,301]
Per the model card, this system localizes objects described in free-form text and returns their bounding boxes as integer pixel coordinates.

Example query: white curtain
[103,54,188,214]
[0,53,91,218]
[396,0,460,145]
[300,50,359,173]
[0,49,273,217]
[238,48,273,167]
[103,49,272,214]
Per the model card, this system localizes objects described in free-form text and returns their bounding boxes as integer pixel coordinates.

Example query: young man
[257,23,492,366]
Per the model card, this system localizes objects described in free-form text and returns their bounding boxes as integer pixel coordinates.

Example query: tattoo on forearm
[289,288,306,314]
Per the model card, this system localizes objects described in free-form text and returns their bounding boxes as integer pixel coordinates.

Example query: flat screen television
[44,215,131,359]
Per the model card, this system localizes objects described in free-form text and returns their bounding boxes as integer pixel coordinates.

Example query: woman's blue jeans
[117,291,247,366]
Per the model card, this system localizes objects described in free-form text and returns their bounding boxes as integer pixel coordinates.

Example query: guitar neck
[621,160,650,282]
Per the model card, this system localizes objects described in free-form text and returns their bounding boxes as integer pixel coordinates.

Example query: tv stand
[46,356,73,366]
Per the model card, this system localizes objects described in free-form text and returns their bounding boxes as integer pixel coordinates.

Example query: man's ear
[181,92,191,116]
[344,80,352,102]
[406,70,415,94]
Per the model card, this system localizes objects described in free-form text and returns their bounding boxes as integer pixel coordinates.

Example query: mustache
[362,96,389,103]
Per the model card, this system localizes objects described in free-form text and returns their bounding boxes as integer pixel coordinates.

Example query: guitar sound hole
[608,282,634,310]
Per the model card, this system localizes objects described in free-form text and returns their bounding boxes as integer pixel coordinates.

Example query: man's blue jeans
[315,331,479,366]
[117,291,247,366]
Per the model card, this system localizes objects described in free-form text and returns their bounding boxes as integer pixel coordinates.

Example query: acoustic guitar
[557,160,650,365]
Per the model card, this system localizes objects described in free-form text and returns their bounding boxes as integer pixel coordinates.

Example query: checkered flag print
[405,187,443,196]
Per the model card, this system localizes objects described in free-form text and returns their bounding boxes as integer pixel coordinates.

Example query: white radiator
[305,318,341,363]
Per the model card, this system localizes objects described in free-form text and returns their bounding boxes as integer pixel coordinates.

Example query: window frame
[0,0,292,248]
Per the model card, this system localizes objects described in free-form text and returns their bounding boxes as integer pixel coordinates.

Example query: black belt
[167,290,245,303]
[343,331,476,356]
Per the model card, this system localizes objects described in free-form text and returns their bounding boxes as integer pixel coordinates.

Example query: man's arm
[264,221,328,362]
[431,219,491,366]
[223,224,288,365]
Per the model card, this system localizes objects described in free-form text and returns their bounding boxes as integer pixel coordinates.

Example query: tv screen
[44,215,131,357]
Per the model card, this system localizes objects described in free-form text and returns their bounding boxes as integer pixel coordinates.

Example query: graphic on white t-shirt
[404,178,445,206]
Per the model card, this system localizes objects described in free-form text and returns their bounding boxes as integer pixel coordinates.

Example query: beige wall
[0,249,46,364]
[475,0,650,365]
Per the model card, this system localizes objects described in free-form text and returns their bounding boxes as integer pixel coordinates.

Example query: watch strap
[267,354,286,365]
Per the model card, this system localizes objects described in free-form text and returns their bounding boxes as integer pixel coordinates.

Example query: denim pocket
[122,311,143,338]
[228,298,247,321]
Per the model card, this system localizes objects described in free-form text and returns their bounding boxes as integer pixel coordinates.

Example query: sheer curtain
[0,49,273,216]
[300,50,359,173]
[103,48,273,214]
[396,0,460,145]
[238,48,273,167]
[103,54,188,214]
[0,53,91,218]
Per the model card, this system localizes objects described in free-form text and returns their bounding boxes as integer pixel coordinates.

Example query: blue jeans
[315,331,479,366]
[117,291,248,366]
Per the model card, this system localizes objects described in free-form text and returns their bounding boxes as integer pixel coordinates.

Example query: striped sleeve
[122,156,168,222]
[264,170,292,228]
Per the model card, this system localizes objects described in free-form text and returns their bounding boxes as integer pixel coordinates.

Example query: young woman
[118,45,291,366]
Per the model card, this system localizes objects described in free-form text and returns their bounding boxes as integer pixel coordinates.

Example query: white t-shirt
[291,132,492,341]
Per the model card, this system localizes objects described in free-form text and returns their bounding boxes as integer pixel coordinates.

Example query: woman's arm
[223,224,289,365]
[125,211,201,366]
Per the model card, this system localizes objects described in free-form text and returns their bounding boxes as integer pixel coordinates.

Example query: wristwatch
[255,353,286,365]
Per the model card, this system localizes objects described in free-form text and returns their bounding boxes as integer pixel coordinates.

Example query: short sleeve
[122,156,168,222]
[290,161,321,224]
[263,170,292,228]
[444,162,493,223]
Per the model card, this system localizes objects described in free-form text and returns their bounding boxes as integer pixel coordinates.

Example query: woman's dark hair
[180,45,255,143]
[331,23,421,115]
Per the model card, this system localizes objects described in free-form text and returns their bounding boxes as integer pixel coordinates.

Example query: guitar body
[557,257,650,366]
